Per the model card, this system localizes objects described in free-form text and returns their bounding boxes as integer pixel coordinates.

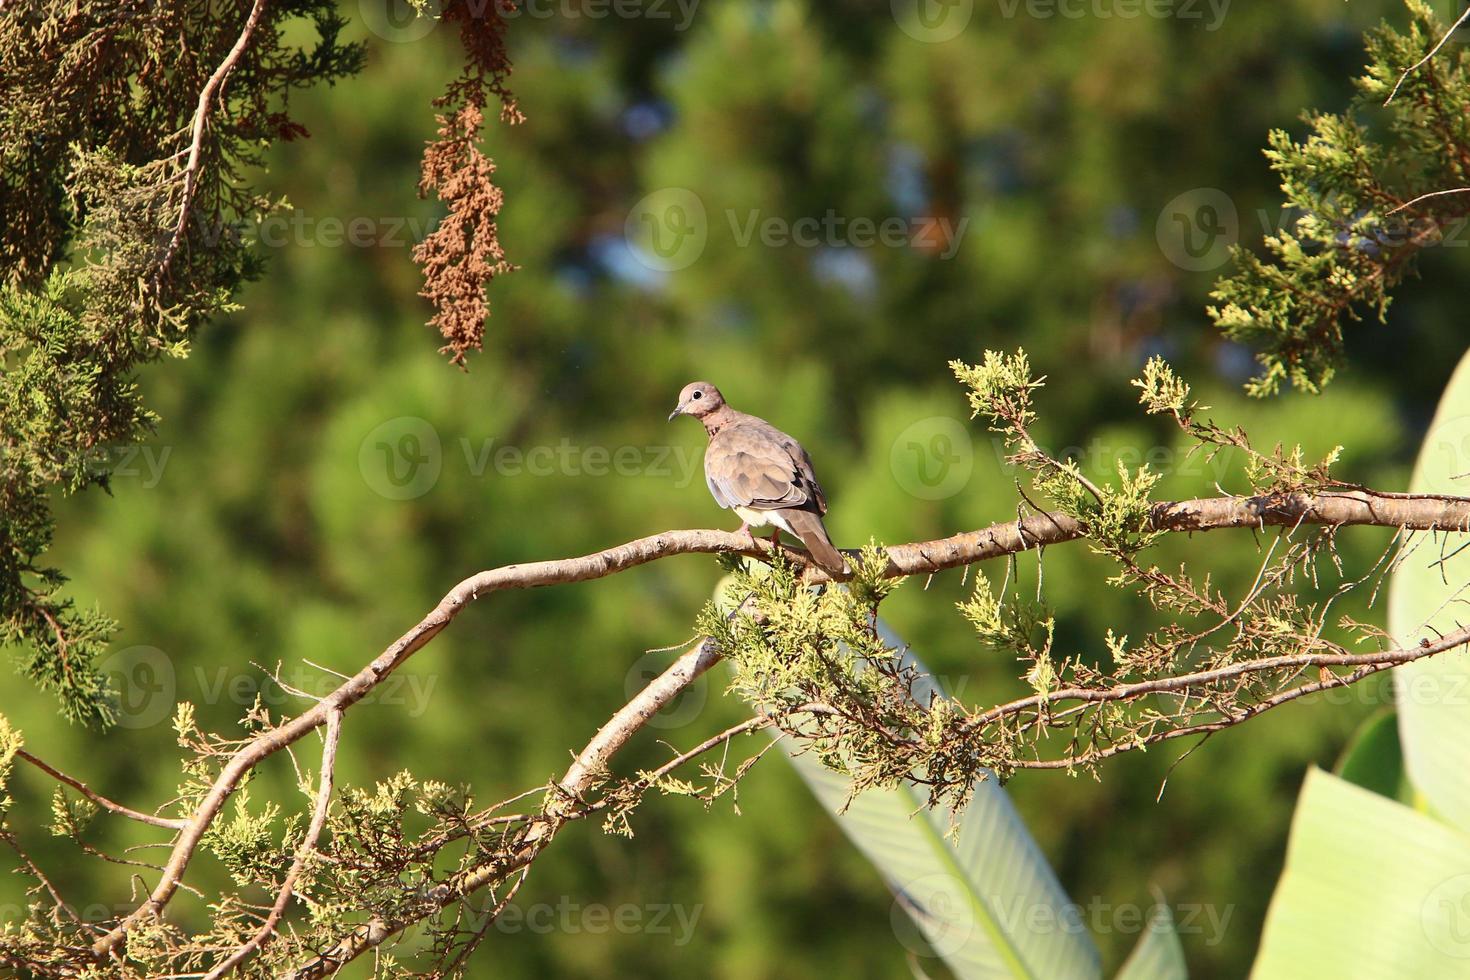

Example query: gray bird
[669,381,847,574]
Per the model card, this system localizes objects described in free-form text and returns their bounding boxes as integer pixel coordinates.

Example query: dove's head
[668,381,726,421]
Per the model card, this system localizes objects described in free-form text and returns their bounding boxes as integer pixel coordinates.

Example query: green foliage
[0,1,1465,977]
[1113,901,1188,980]
[768,606,1106,980]
[1333,709,1410,803]
[0,715,19,818]
[1388,345,1470,829]
[955,351,1164,556]
[1253,769,1470,977]
[0,1,363,724]
[1209,1,1470,396]
[1134,355,1343,493]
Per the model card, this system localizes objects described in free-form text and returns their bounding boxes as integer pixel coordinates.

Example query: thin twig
[1385,5,1470,104]
[966,623,1470,733]
[17,749,185,831]
[1384,186,1470,214]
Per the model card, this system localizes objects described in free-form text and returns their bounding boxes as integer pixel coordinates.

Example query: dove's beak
[667,403,684,421]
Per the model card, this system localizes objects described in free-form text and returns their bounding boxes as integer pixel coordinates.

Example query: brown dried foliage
[413,0,524,367]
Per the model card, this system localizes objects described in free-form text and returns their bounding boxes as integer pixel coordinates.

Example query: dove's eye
[693,391,703,400]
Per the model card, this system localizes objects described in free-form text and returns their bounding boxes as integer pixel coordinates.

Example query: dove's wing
[705,417,827,516]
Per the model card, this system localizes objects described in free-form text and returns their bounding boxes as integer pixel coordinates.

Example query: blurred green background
[3,0,1468,975]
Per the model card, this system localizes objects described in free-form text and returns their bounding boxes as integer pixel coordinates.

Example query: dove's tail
[782,509,848,575]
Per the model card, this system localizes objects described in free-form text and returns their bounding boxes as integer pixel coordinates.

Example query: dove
[669,381,847,574]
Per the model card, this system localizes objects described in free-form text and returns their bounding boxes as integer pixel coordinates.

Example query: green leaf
[1113,896,1187,980]
[1388,346,1470,831]
[727,577,1102,980]
[1333,708,1410,804]
[1253,768,1470,977]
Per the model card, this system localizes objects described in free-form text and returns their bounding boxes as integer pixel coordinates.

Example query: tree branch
[283,629,734,978]
[290,620,1470,971]
[16,749,185,831]
[90,488,1470,957]
[1385,4,1470,104]
[152,0,270,286]
[203,708,342,978]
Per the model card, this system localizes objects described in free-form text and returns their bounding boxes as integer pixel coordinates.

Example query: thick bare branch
[92,488,1470,956]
